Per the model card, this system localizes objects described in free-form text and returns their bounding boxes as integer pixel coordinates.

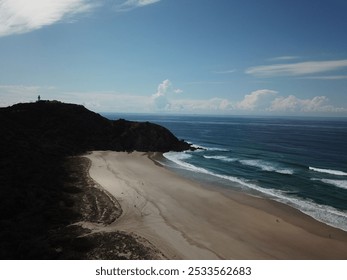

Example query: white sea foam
[163,152,347,232]
[224,176,347,231]
[312,178,347,190]
[309,167,347,176]
[203,155,238,162]
[164,152,277,195]
[190,144,206,150]
[206,147,230,152]
[275,194,347,232]
[164,153,292,195]
[240,159,294,175]
[164,152,207,174]
[191,143,229,152]
[172,152,192,161]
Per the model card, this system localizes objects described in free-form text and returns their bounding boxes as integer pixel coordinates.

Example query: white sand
[84,151,347,259]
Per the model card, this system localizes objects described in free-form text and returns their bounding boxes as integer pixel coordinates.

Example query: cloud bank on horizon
[0,0,347,116]
[1,81,345,115]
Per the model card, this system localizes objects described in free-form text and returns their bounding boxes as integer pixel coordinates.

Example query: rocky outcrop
[110,118,192,152]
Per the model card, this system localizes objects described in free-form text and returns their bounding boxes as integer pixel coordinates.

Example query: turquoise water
[103,114,347,231]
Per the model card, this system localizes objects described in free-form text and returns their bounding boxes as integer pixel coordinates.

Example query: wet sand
[83,151,347,259]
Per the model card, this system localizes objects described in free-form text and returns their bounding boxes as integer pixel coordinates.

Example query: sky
[1,0,347,116]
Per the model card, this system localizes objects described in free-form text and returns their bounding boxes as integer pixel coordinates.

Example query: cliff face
[0,101,192,259]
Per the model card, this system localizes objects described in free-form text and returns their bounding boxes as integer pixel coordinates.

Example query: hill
[0,101,193,259]
[0,101,192,154]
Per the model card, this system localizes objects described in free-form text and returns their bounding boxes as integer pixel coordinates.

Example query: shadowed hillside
[0,101,192,154]
[0,101,193,259]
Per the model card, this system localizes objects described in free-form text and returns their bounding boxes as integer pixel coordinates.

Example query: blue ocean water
[103,113,347,231]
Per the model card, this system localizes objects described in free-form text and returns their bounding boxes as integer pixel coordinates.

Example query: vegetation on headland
[0,101,192,259]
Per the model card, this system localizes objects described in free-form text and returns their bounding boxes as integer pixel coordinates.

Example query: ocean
[103,113,347,232]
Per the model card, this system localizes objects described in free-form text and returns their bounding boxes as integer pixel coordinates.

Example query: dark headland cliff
[0,101,193,259]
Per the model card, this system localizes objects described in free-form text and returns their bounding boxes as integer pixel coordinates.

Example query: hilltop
[0,100,192,154]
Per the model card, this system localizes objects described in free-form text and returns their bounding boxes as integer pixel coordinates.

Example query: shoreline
[84,151,347,259]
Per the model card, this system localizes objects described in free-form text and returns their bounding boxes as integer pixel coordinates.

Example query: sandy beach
[84,151,347,259]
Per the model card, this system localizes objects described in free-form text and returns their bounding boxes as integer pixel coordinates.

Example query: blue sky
[1,0,347,116]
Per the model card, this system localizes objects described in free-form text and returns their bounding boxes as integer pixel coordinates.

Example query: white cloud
[151,79,171,110]
[2,84,346,115]
[130,0,161,6]
[152,94,170,110]
[269,56,300,61]
[169,98,233,112]
[269,95,347,113]
[0,84,49,105]
[213,69,236,74]
[80,90,233,114]
[174,88,183,94]
[115,0,161,11]
[237,89,277,110]
[235,89,347,114]
[150,79,234,113]
[301,75,347,80]
[246,59,347,77]
[155,79,171,97]
[0,85,151,112]
[0,0,161,37]
[68,91,151,112]
[186,81,231,85]
[0,0,95,37]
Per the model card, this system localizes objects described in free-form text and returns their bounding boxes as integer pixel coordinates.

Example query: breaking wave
[309,167,347,176]
[240,159,294,175]
[203,155,238,162]
[163,151,347,231]
[312,178,347,190]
